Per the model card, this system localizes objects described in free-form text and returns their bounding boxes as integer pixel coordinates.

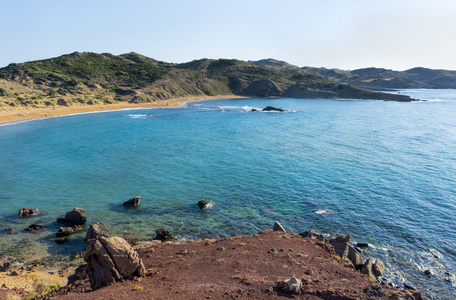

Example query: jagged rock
[154,228,174,242]
[373,260,384,277]
[24,223,45,233]
[123,233,139,246]
[56,225,83,237]
[329,235,363,269]
[299,230,328,243]
[123,196,140,207]
[84,236,145,290]
[279,276,302,294]
[19,208,39,218]
[198,199,211,209]
[347,245,364,269]
[57,207,86,226]
[272,221,286,232]
[86,222,111,242]
[356,242,369,249]
[361,258,384,281]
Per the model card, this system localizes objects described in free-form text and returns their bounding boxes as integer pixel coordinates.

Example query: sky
[1,0,456,70]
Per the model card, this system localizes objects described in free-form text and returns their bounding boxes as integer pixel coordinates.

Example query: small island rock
[57,207,87,226]
[198,199,211,209]
[123,196,140,207]
[19,208,40,218]
[154,228,174,242]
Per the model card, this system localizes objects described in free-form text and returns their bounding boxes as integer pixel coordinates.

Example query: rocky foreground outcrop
[45,229,422,299]
[84,223,145,290]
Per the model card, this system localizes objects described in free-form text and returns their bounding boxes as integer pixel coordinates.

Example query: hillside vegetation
[0,52,415,109]
[252,59,456,90]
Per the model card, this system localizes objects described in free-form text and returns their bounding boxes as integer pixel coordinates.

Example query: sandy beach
[0,95,247,126]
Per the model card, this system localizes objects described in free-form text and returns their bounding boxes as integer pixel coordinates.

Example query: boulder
[198,199,211,209]
[24,223,45,233]
[329,235,363,269]
[57,207,86,226]
[361,258,385,281]
[19,208,39,218]
[56,225,83,237]
[84,236,145,290]
[154,228,174,242]
[123,196,140,207]
[86,222,111,242]
[299,230,328,243]
[373,260,384,277]
[272,221,286,232]
[279,276,302,294]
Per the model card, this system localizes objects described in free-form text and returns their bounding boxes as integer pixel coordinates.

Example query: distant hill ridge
[250,58,456,89]
[0,52,417,108]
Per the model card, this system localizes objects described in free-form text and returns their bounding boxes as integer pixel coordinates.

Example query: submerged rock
[57,207,87,226]
[86,222,112,242]
[56,225,83,237]
[123,196,140,207]
[19,208,40,218]
[24,223,45,233]
[84,236,145,290]
[154,228,174,242]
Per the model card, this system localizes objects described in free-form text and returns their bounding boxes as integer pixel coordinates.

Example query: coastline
[0,95,248,126]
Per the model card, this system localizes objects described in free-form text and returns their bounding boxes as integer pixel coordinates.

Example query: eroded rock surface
[84,236,145,290]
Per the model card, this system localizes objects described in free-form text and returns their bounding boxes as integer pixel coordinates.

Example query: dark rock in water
[57,207,87,226]
[154,228,174,242]
[404,282,416,290]
[356,242,369,249]
[84,236,145,290]
[55,237,69,244]
[86,222,111,242]
[299,230,328,243]
[123,233,139,246]
[56,225,83,237]
[424,269,432,276]
[123,196,140,207]
[198,199,211,209]
[24,223,45,233]
[272,221,286,232]
[4,228,17,234]
[19,208,40,218]
[262,106,287,112]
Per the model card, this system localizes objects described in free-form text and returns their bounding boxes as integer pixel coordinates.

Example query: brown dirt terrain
[36,230,421,300]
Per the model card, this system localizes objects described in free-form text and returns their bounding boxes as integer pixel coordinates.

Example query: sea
[0,89,455,299]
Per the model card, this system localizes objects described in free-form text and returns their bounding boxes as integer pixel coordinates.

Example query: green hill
[0,52,415,108]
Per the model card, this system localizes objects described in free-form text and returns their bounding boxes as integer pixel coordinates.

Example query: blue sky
[1,0,456,70]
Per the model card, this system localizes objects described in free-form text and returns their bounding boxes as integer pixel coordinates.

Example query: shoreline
[0,95,248,126]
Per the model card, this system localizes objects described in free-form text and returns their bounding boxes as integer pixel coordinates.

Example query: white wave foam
[128,114,155,119]
[314,209,334,215]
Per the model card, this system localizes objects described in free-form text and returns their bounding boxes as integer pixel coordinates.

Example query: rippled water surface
[0,89,455,298]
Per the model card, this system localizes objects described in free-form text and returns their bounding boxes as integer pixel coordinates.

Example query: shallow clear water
[0,90,455,298]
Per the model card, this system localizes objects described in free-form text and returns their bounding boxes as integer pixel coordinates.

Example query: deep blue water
[0,90,455,298]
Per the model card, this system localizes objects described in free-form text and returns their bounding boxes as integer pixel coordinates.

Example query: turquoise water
[1,90,455,298]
